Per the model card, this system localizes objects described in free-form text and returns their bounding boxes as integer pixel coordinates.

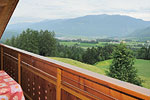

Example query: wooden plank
[24,91,32,100]
[1,47,3,70]
[79,77,84,90]
[18,53,21,84]
[56,68,61,100]
[62,85,91,100]
[62,82,105,100]
[21,64,56,85]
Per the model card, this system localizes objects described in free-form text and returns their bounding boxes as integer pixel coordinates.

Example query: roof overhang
[0,0,19,39]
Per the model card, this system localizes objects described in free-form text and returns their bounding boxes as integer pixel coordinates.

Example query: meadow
[95,59,150,89]
[49,57,150,89]
[60,41,146,49]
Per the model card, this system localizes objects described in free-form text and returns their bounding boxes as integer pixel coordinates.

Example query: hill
[49,57,150,89]
[128,27,150,38]
[49,57,105,74]
[5,14,150,39]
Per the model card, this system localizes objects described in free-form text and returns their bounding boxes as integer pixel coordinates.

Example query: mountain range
[128,27,150,38]
[3,14,150,40]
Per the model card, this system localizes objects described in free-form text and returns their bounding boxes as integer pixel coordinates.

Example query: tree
[82,47,98,64]
[101,45,116,60]
[4,29,57,56]
[5,39,10,45]
[137,46,150,60]
[10,36,16,47]
[39,30,57,56]
[56,44,84,62]
[107,43,142,86]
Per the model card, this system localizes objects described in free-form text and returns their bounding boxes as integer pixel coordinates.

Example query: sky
[10,0,150,24]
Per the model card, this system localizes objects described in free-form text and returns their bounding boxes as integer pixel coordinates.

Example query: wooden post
[18,53,21,84]
[1,47,3,70]
[56,68,61,100]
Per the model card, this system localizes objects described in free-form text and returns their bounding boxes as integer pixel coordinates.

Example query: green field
[49,57,105,74]
[95,59,150,89]
[60,41,146,49]
[49,57,150,89]
[60,42,78,46]
[60,41,112,49]
[60,42,99,49]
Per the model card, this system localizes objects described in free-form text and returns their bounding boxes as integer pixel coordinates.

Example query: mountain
[1,30,21,42]
[5,14,150,39]
[9,16,43,24]
[128,27,150,38]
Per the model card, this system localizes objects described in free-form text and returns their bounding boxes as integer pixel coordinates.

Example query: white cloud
[12,0,150,21]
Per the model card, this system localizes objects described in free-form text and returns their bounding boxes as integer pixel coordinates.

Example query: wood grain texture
[0,0,19,38]
[1,47,3,70]
[18,53,21,84]
[0,0,9,6]
[56,68,61,100]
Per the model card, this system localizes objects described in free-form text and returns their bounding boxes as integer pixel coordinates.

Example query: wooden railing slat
[1,47,3,70]
[56,68,61,100]
[18,53,21,84]
[62,85,91,100]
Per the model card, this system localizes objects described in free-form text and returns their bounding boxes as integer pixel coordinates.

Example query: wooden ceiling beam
[0,0,9,6]
[0,0,19,39]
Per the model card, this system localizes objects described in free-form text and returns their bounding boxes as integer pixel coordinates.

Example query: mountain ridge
[4,14,150,39]
[128,26,150,38]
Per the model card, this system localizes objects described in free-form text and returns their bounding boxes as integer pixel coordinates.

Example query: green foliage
[95,59,150,89]
[39,30,57,56]
[56,44,84,62]
[107,43,142,86]
[4,29,57,56]
[82,45,116,64]
[137,46,150,60]
[82,47,98,64]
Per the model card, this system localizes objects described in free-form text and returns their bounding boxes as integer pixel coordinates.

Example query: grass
[59,41,146,49]
[49,57,105,74]
[134,59,150,88]
[95,59,150,89]
[59,41,110,49]
[49,57,150,89]
[60,42,78,46]
[94,59,112,73]
[79,43,97,47]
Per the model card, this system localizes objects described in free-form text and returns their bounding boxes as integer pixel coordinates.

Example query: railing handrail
[1,43,150,99]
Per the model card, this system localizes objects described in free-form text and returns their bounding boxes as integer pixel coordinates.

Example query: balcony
[0,43,149,100]
[0,0,150,99]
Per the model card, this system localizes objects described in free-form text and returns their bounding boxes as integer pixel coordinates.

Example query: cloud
[12,0,150,21]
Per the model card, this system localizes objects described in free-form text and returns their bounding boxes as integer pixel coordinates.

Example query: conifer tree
[107,43,142,86]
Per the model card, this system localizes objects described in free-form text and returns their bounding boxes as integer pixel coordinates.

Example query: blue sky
[10,0,150,23]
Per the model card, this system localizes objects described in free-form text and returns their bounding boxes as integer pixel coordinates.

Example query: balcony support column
[18,53,21,85]
[1,47,3,70]
[56,68,61,100]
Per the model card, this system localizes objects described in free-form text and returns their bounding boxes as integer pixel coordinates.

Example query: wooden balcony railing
[0,43,150,100]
